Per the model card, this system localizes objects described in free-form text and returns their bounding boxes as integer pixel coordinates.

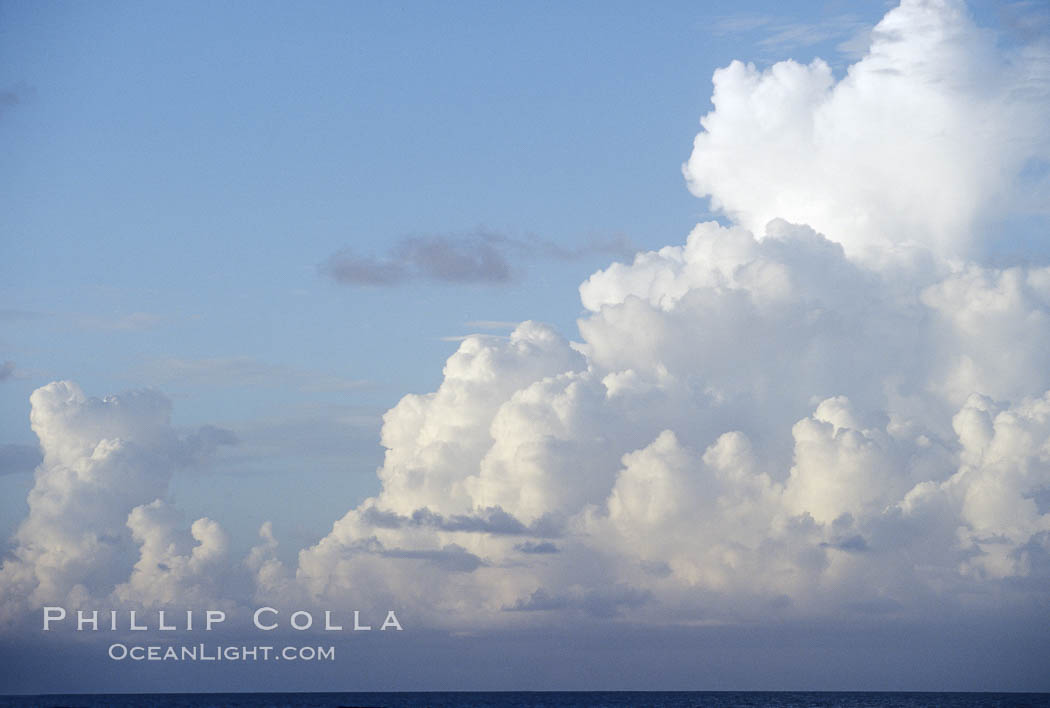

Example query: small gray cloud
[506,584,651,618]
[640,560,672,577]
[0,443,42,476]
[323,234,509,285]
[0,361,15,382]
[396,234,512,283]
[514,541,559,554]
[361,505,563,538]
[380,543,486,573]
[322,230,636,287]
[822,534,870,553]
[320,253,409,285]
[0,82,35,117]
[412,506,528,534]
[175,425,238,466]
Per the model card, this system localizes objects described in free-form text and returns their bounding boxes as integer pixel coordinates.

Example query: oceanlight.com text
[107,643,335,662]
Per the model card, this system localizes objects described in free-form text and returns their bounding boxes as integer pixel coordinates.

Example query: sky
[2,0,1050,694]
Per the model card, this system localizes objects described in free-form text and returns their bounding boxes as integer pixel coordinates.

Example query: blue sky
[2,0,1050,693]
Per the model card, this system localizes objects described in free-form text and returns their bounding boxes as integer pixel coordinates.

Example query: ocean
[0,693,1047,708]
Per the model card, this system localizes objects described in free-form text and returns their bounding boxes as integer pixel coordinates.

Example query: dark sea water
[0,693,1048,708]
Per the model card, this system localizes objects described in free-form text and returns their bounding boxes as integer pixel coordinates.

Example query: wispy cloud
[709,12,776,33]
[321,230,635,287]
[143,355,368,392]
[0,361,15,382]
[439,333,509,343]
[708,13,874,59]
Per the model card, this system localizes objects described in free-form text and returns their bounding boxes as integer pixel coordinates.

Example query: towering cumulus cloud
[3,0,1049,638]
[684,0,1050,258]
[287,0,1050,627]
[0,383,235,623]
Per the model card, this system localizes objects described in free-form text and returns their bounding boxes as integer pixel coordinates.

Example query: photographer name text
[42,606,403,632]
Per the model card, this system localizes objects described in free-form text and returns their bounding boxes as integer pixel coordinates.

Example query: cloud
[323,233,511,285]
[321,253,411,285]
[708,12,876,61]
[712,13,874,54]
[175,424,239,466]
[0,361,15,382]
[380,544,487,573]
[685,0,1050,259]
[708,13,777,34]
[113,500,231,607]
[0,382,236,622]
[360,505,561,537]
[3,0,1050,659]
[397,235,512,283]
[756,18,867,50]
[285,0,1050,631]
[515,541,559,554]
[322,231,635,286]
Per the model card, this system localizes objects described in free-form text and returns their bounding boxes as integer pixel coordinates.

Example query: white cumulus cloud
[0,382,236,623]
[683,0,1050,259]
[2,0,1049,640]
